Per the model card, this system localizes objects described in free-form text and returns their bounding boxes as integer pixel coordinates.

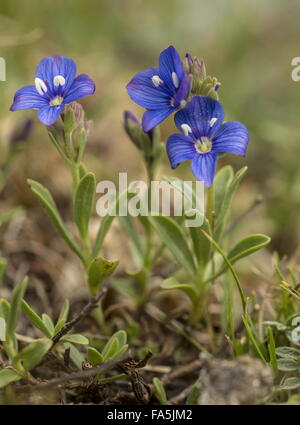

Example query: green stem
[206,183,215,231]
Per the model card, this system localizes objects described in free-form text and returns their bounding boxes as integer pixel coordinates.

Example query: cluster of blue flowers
[10,47,249,187]
[126,46,249,187]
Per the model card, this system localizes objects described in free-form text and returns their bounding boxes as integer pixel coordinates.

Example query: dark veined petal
[212,121,249,156]
[159,46,185,93]
[191,152,218,187]
[37,105,64,126]
[172,74,191,108]
[166,134,195,169]
[142,107,174,132]
[36,55,77,94]
[174,96,224,140]
[126,67,171,110]
[10,85,48,111]
[64,74,96,104]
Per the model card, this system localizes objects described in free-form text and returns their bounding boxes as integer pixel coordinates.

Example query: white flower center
[195,136,212,154]
[181,123,192,136]
[53,75,66,87]
[35,77,47,95]
[209,117,218,127]
[152,75,163,87]
[172,71,179,88]
[50,96,64,106]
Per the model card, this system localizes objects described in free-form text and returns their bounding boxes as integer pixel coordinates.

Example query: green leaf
[201,230,247,310]
[215,166,248,240]
[268,327,278,373]
[0,317,6,341]
[242,314,268,362]
[53,319,65,336]
[57,299,70,325]
[27,179,84,262]
[153,377,168,405]
[280,377,300,390]
[119,215,145,268]
[276,347,300,359]
[17,338,52,372]
[88,256,119,296]
[186,377,201,405]
[64,342,85,371]
[277,358,299,372]
[87,347,103,366]
[0,369,22,389]
[263,321,288,331]
[228,234,271,264]
[161,277,198,305]
[149,216,196,279]
[113,330,127,347]
[0,299,10,321]
[92,215,115,257]
[101,336,119,361]
[60,334,89,345]
[214,166,234,217]
[189,218,211,269]
[112,344,129,359]
[0,257,7,282]
[92,188,130,258]
[22,300,53,338]
[6,276,28,339]
[74,172,96,239]
[42,314,55,336]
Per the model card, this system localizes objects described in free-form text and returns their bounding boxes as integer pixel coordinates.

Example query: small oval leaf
[74,172,96,239]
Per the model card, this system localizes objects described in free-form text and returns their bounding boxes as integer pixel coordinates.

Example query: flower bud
[184,54,221,99]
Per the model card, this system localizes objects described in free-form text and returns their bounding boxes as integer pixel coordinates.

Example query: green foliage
[27,179,84,262]
[153,377,168,405]
[87,256,119,296]
[74,172,96,240]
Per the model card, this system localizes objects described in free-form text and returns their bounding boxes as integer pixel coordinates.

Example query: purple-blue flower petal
[172,73,191,108]
[126,68,170,110]
[63,74,96,104]
[36,55,76,94]
[166,134,195,169]
[37,105,64,126]
[142,107,174,132]
[212,121,249,156]
[159,46,185,92]
[191,152,218,187]
[10,85,48,111]
[174,96,224,140]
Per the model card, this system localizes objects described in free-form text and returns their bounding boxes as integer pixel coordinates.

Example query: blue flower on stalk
[10,55,95,126]
[167,96,249,187]
[126,46,190,132]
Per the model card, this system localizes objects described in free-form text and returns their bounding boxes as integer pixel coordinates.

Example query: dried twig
[52,287,108,345]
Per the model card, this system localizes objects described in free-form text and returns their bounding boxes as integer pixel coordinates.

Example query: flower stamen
[172,72,179,88]
[152,75,164,87]
[50,96,64,106]
[35,77,48,95]
[209,117,218,127]
[53,75,66,87]
[195,136,212,154]
[181,123,192,136]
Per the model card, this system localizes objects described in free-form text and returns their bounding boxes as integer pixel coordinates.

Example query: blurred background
[0,0,300,267]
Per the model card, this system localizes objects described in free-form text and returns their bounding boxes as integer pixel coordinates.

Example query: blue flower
[10,55,96,126]
[166,96,249,187]
[126,46,191,132]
